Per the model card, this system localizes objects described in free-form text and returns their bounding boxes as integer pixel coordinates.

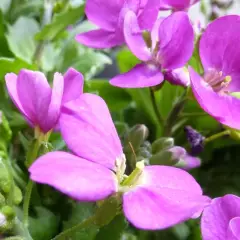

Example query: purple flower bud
[184,126,205,156]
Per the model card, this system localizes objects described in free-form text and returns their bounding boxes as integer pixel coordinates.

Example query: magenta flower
[110,12,194,88]
[76,0,160,49]
[201,194,240,240]
[29,94,210,230]
[5,68,83,133]
[159,0,200,11]
[189,15,240,130]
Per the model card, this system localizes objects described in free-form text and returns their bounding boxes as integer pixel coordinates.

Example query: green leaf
[57,41,112,80]
[29,207,59,240]
[35,4,85,41]
[0,57,36,81]
[116,47,140,73]
[96,215,127,240]
[0,11,12,57]
[6,17,40,63]
[40,44,60,72]
[158,82,184,119]
[0,0,11,13]
[126,88,162,137]
[63,202,98,240]
[86,79,131,112]
[188,38,203,74]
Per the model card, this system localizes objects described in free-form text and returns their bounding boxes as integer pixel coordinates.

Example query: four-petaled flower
[110,12,194,88]
[201,194,240,240]
[189,15,240,130]
[76,0,160,49]
[5,68,83,133]
[29,94,210,230]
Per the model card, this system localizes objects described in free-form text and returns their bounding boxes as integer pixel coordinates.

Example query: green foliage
[29,207,59,240]
[35,4,85,41]
[86,79,132,112]
[96,215,127,240]
[63,202,98,240]
[6,17,40,64]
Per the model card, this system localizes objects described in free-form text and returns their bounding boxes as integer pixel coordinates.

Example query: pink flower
[5,68,83,133]
[76,0,160,49]
[110,12,194,88]
[29,94,210,230]
[190,15,240,130]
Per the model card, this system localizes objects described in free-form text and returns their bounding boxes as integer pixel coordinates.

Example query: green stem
[204,130,230,144]
[149,88,164,127]
[32,0,53,65]
[23,180,34,227]
[23,136,42,227]
[180,112,208,118]
[52,215,96,240]
[164,90,187,136]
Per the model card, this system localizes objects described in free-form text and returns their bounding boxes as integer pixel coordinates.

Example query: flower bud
[175,155,201,170]
[0,158,11,194]
[124,125,149,151]
[13,185,22,205]
[151,137,174,154]
[184,126,205,156]
[1,206,15,220]
[164,67,190,87]
[150,146,186,166]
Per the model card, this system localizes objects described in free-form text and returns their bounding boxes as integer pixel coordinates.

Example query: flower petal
[16,69,52,127]
[123,166,210,230]
[123,11,151,61]
[151,17,164,50]
[159,0,199,10]
[60,94,123,170]
[62,68,84,104]
[76,29,124,49]
[200,15,240,89]
[5,73,32,124]
[110,63,163,88]
[137,0,160,31]
[228,217,240,240]
[39,73,64,133]
[29,151,117,201]
[201,194,240,240]
[158,12,194,70]
[189,67,240,130]
[85,0,123,31]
